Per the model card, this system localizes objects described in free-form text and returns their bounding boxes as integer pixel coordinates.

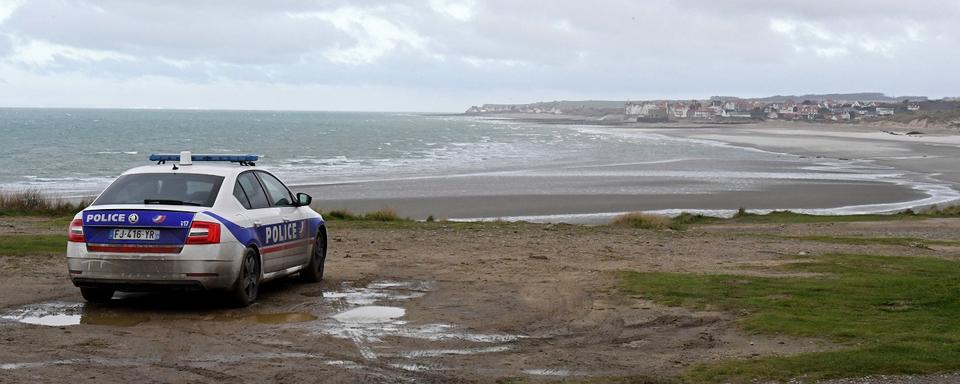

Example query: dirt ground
[1,217,959,383]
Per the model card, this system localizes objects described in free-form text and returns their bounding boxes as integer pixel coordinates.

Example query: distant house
[721,109,751,118]
[669,103,690,118]
[693,108,714,119]
[907,104,921,111]
[735,101,754,111]
[876,107,895,116]
[625,102,667,117]
[625,101,668,121]
[778,111,800,120]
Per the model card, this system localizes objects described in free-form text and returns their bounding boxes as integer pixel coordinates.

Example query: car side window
[233,180,252,209]
[237,172,270,209]
[256,171,295,207]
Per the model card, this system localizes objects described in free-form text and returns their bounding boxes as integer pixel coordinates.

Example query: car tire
[300,230,327,283]
[229,247,260,307]
[80,287,114,303]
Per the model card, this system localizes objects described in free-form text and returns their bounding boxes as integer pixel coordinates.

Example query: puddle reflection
[0,302,150,327]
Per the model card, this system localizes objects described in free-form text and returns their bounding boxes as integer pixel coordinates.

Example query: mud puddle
[0,301,315,327]
[306,280,523,365]
[2,280,524,375]
[0,302,149,327]
[523,368,581,377]
[0,352,321,371]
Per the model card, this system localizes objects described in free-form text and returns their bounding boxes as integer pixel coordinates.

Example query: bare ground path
[1,218,958,383]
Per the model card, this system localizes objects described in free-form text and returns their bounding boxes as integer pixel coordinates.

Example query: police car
[66,152,327,306]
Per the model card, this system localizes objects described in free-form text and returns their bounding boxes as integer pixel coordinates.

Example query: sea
[2,108,957,220]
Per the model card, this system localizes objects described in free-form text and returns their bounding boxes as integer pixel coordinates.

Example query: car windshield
[92,173,225,207]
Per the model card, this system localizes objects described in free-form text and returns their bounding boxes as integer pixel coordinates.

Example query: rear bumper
[66,241,244,291]
[72,278,205,292]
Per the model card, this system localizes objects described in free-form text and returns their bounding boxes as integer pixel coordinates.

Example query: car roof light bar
[148,153,259,166]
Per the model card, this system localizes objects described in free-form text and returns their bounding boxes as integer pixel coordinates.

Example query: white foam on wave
[273,138,553,185]
[1,176,115,198]
[574,126,791,157]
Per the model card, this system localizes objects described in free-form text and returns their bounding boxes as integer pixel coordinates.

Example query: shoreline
[299,118,960,223]
[16,117,960,223]
[469,112,960,134]
[304,120,960,224]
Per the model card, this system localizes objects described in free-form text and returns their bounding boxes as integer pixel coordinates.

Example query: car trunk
[80,207,202,254]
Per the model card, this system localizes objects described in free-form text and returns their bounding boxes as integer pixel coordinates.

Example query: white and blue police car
[66,152,327,306]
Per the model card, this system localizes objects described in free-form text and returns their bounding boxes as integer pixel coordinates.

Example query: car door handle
[282,216,291,223]
[253,220,262,227]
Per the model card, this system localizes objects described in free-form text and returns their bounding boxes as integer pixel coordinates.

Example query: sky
[0,0,958,112]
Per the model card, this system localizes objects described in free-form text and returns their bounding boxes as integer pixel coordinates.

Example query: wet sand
[301,122,960,222]
[661,123,960,181]
[305,181,923,223]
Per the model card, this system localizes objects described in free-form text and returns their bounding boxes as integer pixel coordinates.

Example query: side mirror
[296,192,312,207]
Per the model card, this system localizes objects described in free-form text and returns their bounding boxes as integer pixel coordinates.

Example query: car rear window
[93,173,225,207]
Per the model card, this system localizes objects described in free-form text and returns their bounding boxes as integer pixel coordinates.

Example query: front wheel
[229,248,260,307]
[300,230,327,283]
[80,287,114,303]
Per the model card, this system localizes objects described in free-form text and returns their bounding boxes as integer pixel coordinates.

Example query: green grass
[761,234,960,248]
[496,376,675,384]
[0,235,67,256]
[728,210,928,224]
[621,254,960,382]
[607,206,960,231]
[725,206,960,225]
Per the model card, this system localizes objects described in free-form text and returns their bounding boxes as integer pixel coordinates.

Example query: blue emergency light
[149,152,258,166]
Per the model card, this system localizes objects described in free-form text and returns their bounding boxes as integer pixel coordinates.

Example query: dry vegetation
[0,189,89,216]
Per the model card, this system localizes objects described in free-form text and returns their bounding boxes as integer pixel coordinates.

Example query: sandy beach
[302,121,960,222]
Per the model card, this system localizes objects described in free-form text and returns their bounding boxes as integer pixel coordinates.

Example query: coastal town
[465,93,960,126]
[622,98,909,122]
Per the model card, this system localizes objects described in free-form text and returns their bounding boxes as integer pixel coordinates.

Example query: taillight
[186,221,221,245]
[68,219,85,242]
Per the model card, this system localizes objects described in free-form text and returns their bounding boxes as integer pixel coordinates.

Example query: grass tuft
[362,207,402,221]
[0,189,88,217]
[925,204,960,217]
[670,212,716,229]
[314,207,409,222]
[610,211,716,230]
[323,209,358,220]
[610,212,673,229]
[734,207,751,218]
[621,254,960,382]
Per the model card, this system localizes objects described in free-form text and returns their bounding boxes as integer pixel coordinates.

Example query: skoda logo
[128,213,139,224]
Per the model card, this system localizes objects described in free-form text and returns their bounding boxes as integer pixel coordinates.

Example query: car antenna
[172,162,179,170]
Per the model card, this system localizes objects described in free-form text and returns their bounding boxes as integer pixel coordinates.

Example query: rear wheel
[300,230,327,283]
[229,248,260,307]
[80,287,114,303]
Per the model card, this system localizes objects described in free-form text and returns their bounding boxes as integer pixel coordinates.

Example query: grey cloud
[0,0,957,110]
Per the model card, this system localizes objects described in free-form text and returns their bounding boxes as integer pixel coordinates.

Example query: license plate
[111,228,160,241]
